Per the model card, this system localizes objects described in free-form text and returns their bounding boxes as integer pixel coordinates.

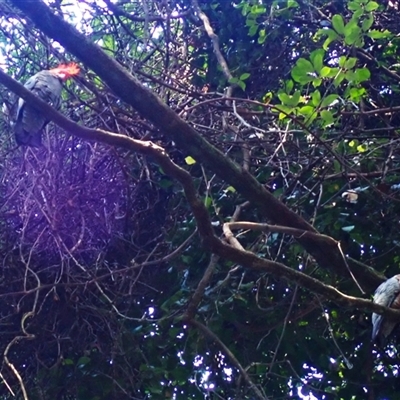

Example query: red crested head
[49,62,80,81]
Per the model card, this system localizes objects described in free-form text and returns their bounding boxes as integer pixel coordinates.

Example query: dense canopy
[0,0,400,399]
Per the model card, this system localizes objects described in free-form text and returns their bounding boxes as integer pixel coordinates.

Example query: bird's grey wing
[32,72,63,109]
[15,74,39,122]
[372,276,400,342]
[15,72,62,146]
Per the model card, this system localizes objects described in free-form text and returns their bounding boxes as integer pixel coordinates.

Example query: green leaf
[204,197,212,208]
[250,5,267,15]
[367,29,391,39]
[355,36,365,47]
[225,186,236,193]
[285,80,294,92]
[240,72,251,80]
[103,34,115,51]
[299,105,315,117]
[362,14,374,31]
[275,105,292,120]
[353,9,363,19]
[305,112,318,126]
[278,93,291,105]
[295,58,314,73]
[321,66,339,78]
[348,1,361,11]
[278,91,301,107]
[321,94,339,108]
[357,143,368,152]
[291,58,315,84]
[320,29,339,50]
[312,78,322,88]
[343,18,358,34]
[237,80,246,90]
[338,56,347,68]
[311,90,321,106]
[258,29,267,44]
[332,15,345,34]
[185,156,196,165]
[348,87,366,101]
[354,67,371,82]
[291,90,301,106]
[263,92,273,103]
[344,57,357,69]
[248,24,258,37]
[291,72,315,84]
[310,49,324,72]
[365,1,379,11]
[321,110,334,127]
[320,66,332,78]
[240,2,250,16]
[346,70,357,82]
[344,22,362,45]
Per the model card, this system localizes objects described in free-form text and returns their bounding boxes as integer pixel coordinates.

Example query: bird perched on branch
[14,63,80,147]
[372,274,400,346]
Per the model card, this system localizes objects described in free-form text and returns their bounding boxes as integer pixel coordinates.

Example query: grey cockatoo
[14,63,80,147]
[372,274,400,346]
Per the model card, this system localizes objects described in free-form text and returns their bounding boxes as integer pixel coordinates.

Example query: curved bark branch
[0,68,396,321]
[6,0,384,292]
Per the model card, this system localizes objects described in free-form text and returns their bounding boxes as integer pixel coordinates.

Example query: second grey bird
[372,274,400,346]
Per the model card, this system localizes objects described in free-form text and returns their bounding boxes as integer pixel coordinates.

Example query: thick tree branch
[6,0,384,292]
[0,69,395,321]
[205,236,400,320]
